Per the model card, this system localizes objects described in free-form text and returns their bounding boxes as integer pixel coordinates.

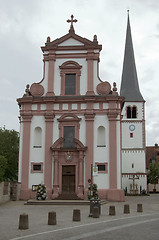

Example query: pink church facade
[17,16,129,201]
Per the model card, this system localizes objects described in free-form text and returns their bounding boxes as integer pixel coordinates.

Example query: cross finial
[67,14,77,33]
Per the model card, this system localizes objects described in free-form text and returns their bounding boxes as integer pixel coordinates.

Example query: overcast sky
[0,0,159,146]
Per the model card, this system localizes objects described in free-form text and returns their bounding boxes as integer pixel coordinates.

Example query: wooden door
[62,166,75,194]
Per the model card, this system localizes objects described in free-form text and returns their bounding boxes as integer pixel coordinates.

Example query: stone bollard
[124,204,130,214]
[48,211,57,225]
[92,206,99,218]
[137,204,143,213]
[73,209,81,221]
[109,206,116,216]
[19,213,29,230]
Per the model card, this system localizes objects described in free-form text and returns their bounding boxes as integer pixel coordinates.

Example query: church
[17,13,147,201]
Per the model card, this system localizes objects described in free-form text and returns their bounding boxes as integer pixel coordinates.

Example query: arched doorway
[50,138,87,199]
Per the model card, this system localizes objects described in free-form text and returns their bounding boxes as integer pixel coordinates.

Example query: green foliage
[88,183,98,200]
[147,162,159,187]
[0,155,7,182]
[36,184,47,200]
[0,127,19,181]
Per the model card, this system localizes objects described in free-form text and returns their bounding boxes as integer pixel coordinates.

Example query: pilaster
[84,112,95,190]
[45,51,55,96]
[86,51,95,95]
[44,109,55,198]
[20,112,32,200]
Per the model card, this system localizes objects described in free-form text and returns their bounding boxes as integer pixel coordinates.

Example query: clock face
[129,124,135,131]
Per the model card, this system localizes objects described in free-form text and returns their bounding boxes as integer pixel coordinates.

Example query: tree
[147,162,159,191]
[0,127,19,181]
[0,155,7,181]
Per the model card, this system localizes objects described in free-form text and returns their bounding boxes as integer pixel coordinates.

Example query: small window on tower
[127,106,131,118]
[65,74,76,95]
[130,133,133,138]
[132,106,137,118]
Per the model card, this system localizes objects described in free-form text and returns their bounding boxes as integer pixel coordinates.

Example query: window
[130,133,133,138]
[126,106,137,119]
[97,126,106,147]
[59,61,82,96]
[65,74,76,95]
[33,164,41,171]
[63,126,75,148]
[31,162,43,173]
[95,162,108,173]
[98,165,106,171]
[132,107,137,118]
[34,127,42,148]
[127,106,131,118]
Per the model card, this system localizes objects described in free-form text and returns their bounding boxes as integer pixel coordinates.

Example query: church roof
[120,13,144,102]
[41,15,102,52]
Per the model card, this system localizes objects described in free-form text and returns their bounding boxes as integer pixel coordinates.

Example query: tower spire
[120,12,144,101]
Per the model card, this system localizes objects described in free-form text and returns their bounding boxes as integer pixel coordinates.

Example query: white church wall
[93,115,110,189]
[41,104,46,110]
[79,116,86,146]
[117,120,122,189]
[40,61,48,95]
[122,150,146,173]
[29,173,44,189]
[94,115,109,164]
[58,38,84,46]
[93,60,100,95]
[94,174,109,189]
[18,121,23,183]
[29,116,45,188]
[103,103,109,109]
[54,58,87,96]
[122,122,143,148]
[53,116,60,143]
[32,104,37,110]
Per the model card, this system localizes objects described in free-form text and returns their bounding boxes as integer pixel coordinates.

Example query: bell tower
[120,12,147,194]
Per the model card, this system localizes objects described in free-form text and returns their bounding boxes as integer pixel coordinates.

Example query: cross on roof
[67,15,77,33]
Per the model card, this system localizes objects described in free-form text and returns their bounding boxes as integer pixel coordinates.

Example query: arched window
[127,106,131,118]
[59,61,82,96]
[126,106,137,119]
[97,126,106,147]
[34,127,42,148]
[132,106,137,118]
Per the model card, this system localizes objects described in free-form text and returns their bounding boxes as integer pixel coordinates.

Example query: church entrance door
[62,166,75,194]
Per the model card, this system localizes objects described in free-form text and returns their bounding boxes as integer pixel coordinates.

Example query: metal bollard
[92,206,99,218]
[19,213,29,230]
[137,203,143,212]
[73,209,81,221]
[124,204,130,214]
[48,211,57,225]
[109,206,116,216]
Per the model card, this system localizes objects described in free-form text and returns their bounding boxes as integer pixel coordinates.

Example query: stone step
[55,193,81,200]
[25,199,108,205]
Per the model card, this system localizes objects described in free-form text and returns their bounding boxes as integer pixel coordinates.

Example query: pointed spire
[120,11,144,101]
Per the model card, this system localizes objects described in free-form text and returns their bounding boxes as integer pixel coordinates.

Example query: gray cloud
[0,0,159,146]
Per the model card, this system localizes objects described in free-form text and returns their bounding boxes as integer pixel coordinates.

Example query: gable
[58,38,84,46]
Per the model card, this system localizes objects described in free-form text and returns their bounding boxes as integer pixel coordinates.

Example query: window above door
[59,61,82,96]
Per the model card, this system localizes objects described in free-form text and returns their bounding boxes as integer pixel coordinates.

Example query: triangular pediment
[41,32,102,52]
[58,38,84,46]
